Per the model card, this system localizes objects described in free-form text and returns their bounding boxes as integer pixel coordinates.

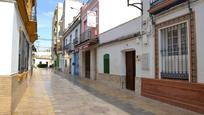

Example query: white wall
[11,4,31,74]
[35,59,52,67]
[0,2,14,75]
[35,51,51,57]
[98,16,155,78]
[98,39,137,76]
[99,17,141,44]
[99,0,141,34]
[194,1,204,83]
[98,38,154,78]
[0,2,33,75]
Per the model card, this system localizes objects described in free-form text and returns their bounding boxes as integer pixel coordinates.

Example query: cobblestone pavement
[14,69,200,115]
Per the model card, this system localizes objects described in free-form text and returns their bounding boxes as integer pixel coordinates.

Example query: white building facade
[97,0,154,92]
[97,0,204,112]
[52,3,63,70]
[0,0,37,114]
[34,51,52,67]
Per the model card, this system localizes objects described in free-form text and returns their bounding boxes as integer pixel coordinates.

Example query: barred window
[18,31,29,73]
[160,22,188,80]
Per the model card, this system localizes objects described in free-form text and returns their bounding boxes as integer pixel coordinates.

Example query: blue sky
[35,0,88,51]
[35,0,63,51]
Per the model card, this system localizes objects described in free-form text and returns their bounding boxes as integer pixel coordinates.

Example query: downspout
[188,0,194,82]
[150,14,155,26]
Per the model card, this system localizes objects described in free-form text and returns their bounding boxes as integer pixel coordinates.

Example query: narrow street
[13,69,199,115]
[1,0,204,114]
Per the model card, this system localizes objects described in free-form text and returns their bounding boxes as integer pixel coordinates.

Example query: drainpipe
[150,14,155,26]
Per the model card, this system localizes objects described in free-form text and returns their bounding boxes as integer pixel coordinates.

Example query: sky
[36,0,89,51]
[35,0,64,51]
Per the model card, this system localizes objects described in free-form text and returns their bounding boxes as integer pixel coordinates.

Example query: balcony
[80,28,98,43]
[17,0,37,43]
[73,37,79,45]
[30,5,37,21]
[149,0,187,15]
[64,43,74,53]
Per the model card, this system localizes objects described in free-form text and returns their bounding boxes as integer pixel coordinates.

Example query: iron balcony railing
[64,43,73,53]
[149,0,187,14]
[31,5,37,21]
[150,0,165,7]
[73,37,79,45]
[80,28,97,43]
[22,0,37,21]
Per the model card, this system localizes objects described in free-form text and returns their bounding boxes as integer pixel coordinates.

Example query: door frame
[125,50,136,91]
[85,50,91,79]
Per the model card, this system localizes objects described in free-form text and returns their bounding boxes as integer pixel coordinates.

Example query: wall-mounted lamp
[70,7,80,11]
[127,0,143,14]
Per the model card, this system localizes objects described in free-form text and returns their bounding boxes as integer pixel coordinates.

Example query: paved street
[14,69,199,115]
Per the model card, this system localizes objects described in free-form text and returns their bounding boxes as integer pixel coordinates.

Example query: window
[70,35,72,43]
[75,29,78,37]
[65,39,67,46]
[103,54,110,74]
[160,22,188,80]
[83,20,87,31]
[18,31,29,73]
[75,29,78,43]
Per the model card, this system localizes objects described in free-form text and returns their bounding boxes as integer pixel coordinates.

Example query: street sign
[87,11,97,27]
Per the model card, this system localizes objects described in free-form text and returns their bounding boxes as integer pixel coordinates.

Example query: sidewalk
[14,69,55,115]
[55,70,200,115]
[13,69,200,115]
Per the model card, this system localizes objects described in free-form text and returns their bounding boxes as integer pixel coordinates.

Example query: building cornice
[99,32,140,47]
[63,16,81,38]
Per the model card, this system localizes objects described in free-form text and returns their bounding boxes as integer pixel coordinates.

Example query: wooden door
[125,51,135,91]
[85,51,90,79]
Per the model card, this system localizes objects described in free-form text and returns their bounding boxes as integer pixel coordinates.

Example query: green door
[104,54,110,74]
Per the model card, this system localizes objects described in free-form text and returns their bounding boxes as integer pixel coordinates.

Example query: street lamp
[70,7,80,11]
[127,0,143,14]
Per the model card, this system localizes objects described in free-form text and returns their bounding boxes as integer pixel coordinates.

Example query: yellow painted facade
[16,0,37,43]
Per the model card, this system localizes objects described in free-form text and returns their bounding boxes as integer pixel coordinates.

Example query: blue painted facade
[73,52,79,76]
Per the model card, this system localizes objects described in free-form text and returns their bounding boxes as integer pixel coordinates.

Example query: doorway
[85,51,90,79]
[69,58,72,74]
[125,51,135,91]
[74,52,79,76]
